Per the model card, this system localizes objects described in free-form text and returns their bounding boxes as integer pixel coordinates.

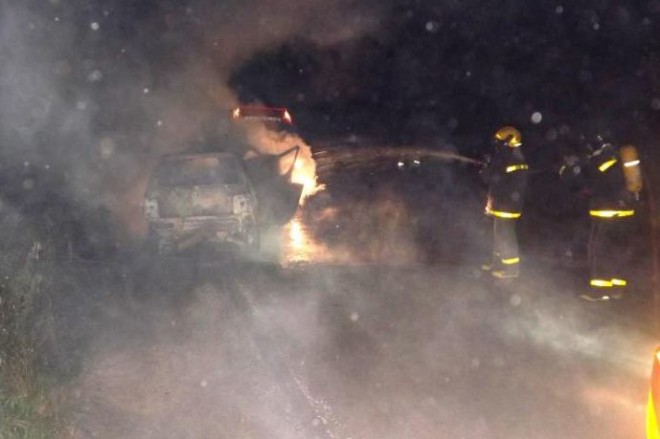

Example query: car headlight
[144,198,159,220]
[233,195,253,215]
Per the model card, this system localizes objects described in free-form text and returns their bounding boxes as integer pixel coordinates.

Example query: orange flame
[279,143,326,204]
[245,126,325,205]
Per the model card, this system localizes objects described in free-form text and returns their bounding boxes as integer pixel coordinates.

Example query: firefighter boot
[481,253,504,272]
[481,261,496,272]
[579,290,612,302]
[491,256,520,279]
[579,293,612,302]
[610,288,624,300]
[492,266,520,279]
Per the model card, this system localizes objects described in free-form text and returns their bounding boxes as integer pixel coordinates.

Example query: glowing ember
[289,218,304,248]
[282,216,319,264]
[283,110,293,124]
[281,214,346,265]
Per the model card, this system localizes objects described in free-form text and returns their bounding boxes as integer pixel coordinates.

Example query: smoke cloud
[0,0,386,238]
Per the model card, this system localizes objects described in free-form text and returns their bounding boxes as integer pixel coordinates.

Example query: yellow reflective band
[486,207,522,219]
[590,279,613,288]
[501,257,520,265]
[649,391,660,439]
[611,278,627,287]
[489,211,522,219]
[506,164,529,173]
[624,159,640,168]
[598,158,618,172]
[589,209,635,218]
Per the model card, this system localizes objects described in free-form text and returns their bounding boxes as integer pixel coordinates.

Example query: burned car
[144,149,302,255]
[144,152,259,254]
[142,105,304,255]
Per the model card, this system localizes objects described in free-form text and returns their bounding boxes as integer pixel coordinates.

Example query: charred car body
[144,106,303,254]
[144,152,260,253]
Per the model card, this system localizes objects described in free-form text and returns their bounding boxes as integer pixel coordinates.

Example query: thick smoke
[3,3,655,439]
[0,0,385,238]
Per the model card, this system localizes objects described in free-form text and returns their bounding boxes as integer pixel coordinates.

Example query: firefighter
[480,126,529,279]
[560,138,642,301]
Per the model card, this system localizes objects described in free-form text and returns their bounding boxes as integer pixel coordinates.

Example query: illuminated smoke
[0,0,385,238]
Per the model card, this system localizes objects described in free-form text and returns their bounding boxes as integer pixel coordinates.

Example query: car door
[244,147,303,226]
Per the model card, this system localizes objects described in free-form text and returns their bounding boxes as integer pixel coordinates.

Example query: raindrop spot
[88,70,103,82]
[651,98,660,110]
[425,21,440,33]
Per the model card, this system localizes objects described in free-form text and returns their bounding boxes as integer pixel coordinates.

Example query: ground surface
[65,164,656,439]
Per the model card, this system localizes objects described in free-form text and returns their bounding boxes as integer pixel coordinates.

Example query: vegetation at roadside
[0,210,70,439]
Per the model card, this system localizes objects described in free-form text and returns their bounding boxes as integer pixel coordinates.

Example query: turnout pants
[588,216,630,295]
[489,217,520,276]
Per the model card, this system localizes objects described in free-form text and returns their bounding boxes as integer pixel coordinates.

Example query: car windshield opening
[156,156,242,187]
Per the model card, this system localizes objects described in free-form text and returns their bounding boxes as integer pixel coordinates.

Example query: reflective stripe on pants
[486,207,522,219]
[588,216,631,291]
[589,209,635,218]
[492,218,519,275]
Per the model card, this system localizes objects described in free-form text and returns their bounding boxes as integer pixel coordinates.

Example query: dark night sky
[3,0,660,215]
[7,1,660,154]
[231,0,660,160]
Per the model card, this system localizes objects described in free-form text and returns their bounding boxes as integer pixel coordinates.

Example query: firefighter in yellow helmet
[480,126,529,278]
[560,137,643,301]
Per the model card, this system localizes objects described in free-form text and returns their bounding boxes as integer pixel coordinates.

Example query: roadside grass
[0,376,67,439]
[0,216,70,439]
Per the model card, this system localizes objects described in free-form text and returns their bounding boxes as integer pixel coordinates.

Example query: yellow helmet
[494,126,522,147]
